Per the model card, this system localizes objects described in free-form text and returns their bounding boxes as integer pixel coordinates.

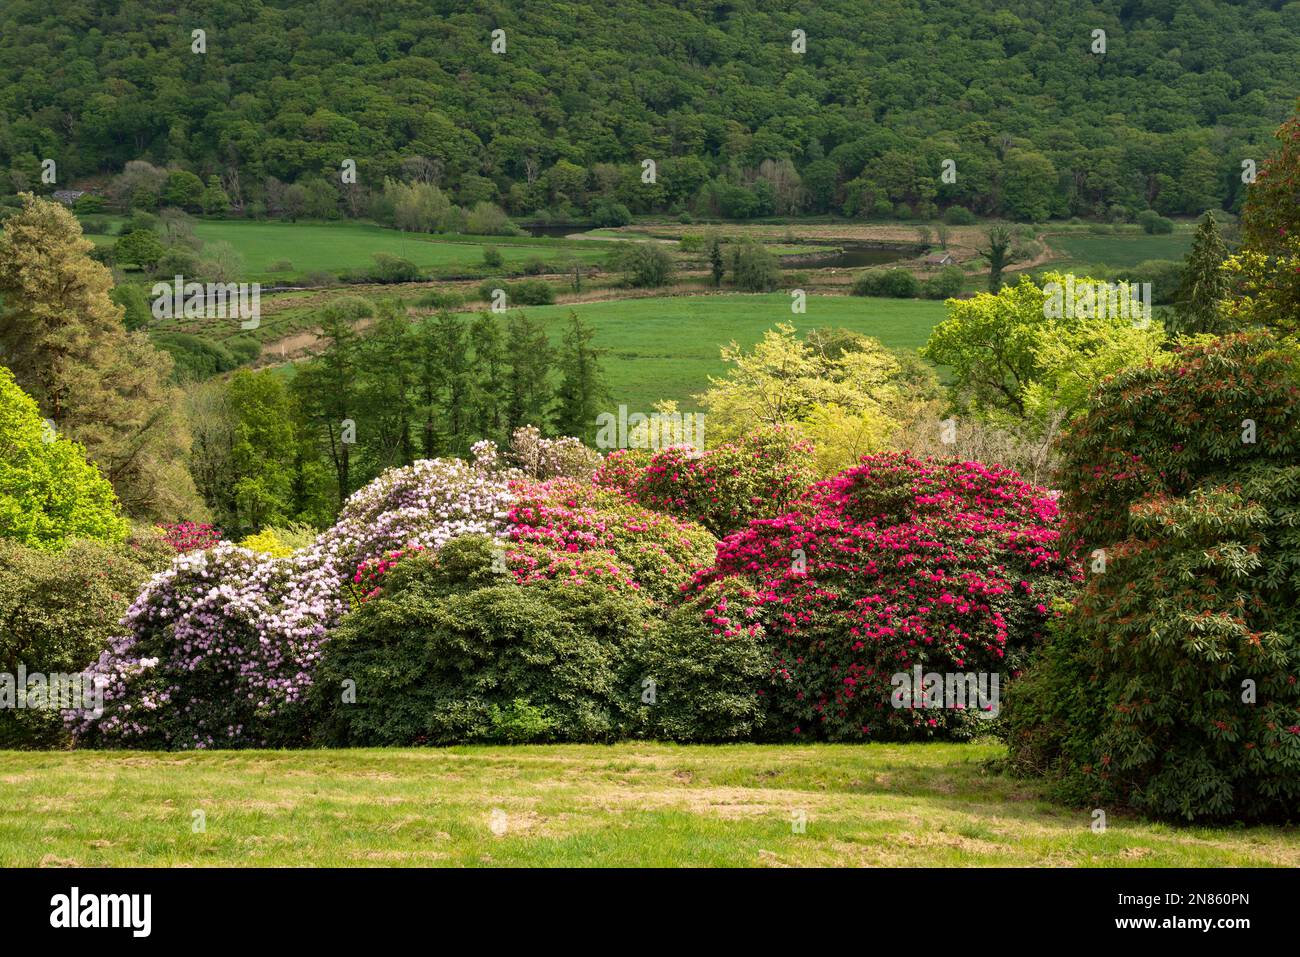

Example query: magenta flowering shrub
[336,478,716,606]
[69,458,515,748]
[594,426,814,536]
[504,479,716,604]
[156,521,222,553]
[690,452,1080,741]
[351,546,426,605]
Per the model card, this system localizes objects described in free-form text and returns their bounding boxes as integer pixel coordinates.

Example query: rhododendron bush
[691,452,1079,741]
[71,458,514,748]
[504,479,715,603]
[156,521,222,553]
[311,535,659,746]
[1005,333,1300,822]
[594,426,814,537]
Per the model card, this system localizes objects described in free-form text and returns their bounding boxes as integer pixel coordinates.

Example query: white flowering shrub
[70,458,514,748]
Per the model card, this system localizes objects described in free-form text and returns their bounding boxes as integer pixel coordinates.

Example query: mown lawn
[1,743,1294,867]
[502,294,949,410]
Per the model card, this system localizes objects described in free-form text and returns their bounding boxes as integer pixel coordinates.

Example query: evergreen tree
[468,312,508,442]
[505,312,554,433]
[552,311,609,441]
[414,310,471,457]
[358,301,417,473]
[292,297,370,505]
[0,193,205,521]
[709,239,725,287]
[1170,213,1232,336]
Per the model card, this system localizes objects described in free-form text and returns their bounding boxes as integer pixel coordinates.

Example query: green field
[1045,230,1195,267]
[90,218,611,281]
[2,743,1293,867]
[503,294,949,410]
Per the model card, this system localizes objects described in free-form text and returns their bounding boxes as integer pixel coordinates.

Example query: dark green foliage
[921,265,964,299]
[1007,333,1300,822]
[552,311,609,442]
[709,239,725,287]
[480,279,554,306]
[727,241,780,292]
[365,252,421,283]
[114,229,163,269]
[626,582,771,742]
[311,537,654,746]
[504,311,554,432]
[591,201,631,227]
[1170,213,1233,335]
[1137,209,1175,234]
[151,332,247,381]
[611,241,674,288]
[975,225,1024,292]
[109,283,151,330]
[853,268,919,298]
[0,536,161,748]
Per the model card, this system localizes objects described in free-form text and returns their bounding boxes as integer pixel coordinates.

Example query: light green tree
[0,366,128,549]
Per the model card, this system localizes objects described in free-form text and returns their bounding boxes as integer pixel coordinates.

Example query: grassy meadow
[90,217,611,281]
[501,294,949,410]
[1044,230,1195,267]
[3,743,1295,867]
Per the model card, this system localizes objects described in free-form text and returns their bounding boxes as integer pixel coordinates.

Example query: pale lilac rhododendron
[69,457,515,748]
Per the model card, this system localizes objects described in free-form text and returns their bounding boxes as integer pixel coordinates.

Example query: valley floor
[1,744,1295,867]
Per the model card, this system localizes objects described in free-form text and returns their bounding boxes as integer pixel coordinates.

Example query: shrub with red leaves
[689,452,1079,741]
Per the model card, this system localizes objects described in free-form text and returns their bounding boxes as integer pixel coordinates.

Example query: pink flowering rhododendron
[594,426,814,536]
[156,522,222,553]
[690,452,1080,741]
[503,479,715,602]
[346,477,716,606]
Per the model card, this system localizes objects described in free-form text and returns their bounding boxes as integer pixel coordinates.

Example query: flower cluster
[594,426,814,536]
[352,546,426,604]
[156,522,222,553]
[69,458,514,748]
[691,452,1079,741]
[504,479,716,603]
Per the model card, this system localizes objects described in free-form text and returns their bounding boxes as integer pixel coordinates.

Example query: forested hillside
[2,0,1297,222]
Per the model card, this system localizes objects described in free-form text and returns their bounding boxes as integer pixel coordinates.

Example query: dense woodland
[3,0,1299,222]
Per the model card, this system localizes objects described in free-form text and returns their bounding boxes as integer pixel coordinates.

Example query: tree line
[2,0,1297,226]
[189,302,609,534]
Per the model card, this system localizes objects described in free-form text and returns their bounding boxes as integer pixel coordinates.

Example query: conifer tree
[292,298,369,505]
[468,312,507,442]
[505,312,554,433]
[0,193,205,521]
[553,311,609,441]
[1170,212,1232,336]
